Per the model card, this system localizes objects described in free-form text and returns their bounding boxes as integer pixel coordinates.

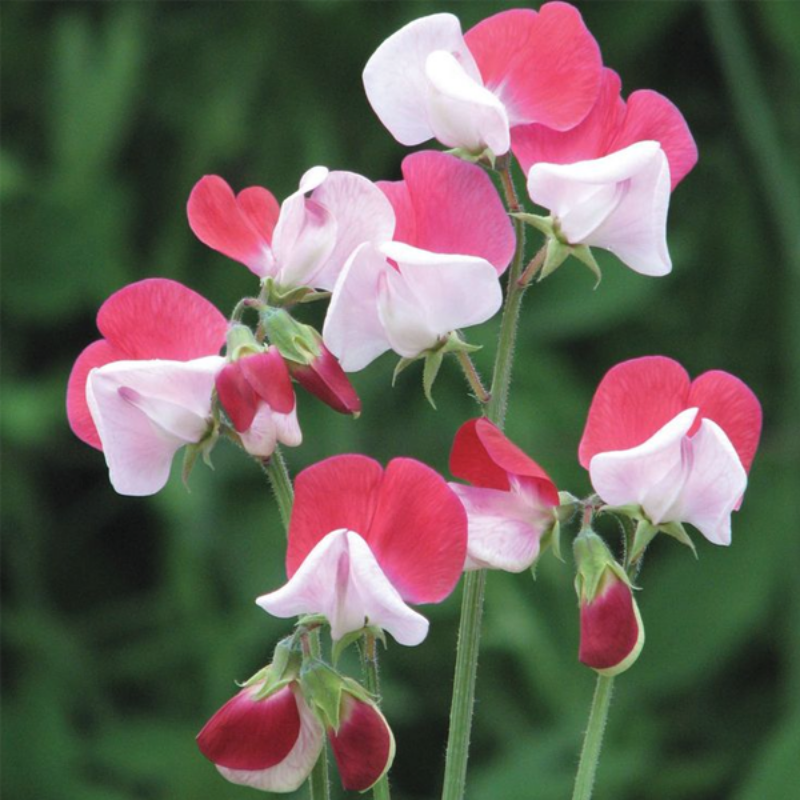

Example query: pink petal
[238,403,302,459]
[366,457,467,604]
[216,689,324,793]
[67,339,128,450]
[96,278,228,361]
[187,176,277,277]
[197,685,300,771]
[609,90,698,190]
[380,151,514,275]
[450,418,559,504]
[579,356,691,468]
[273,407,303,448]
[323,243,393,372]
[287,344,362,416]
[216,362,260,433]
[286,454,384,577]
[465,3,602,131]
[362,13,480,147]
[258,530,430,646]
[579,575,643,673]
[688,370,762,474]
[330,694,395,792]
[239,349,295,415]
[512,68,625,175]
[236,186,281,244]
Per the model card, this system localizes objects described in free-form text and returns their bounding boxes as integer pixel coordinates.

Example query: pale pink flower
[363,4,602,156]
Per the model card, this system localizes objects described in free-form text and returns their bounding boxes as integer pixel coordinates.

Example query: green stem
[308,747,331,800]
[361,634,392,800]
[456,350,490,406]
[263,446,294,534]
[572,675,615,800]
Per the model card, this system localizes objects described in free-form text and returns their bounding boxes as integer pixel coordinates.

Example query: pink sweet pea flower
[449,419,559,572]
[363,3,602,156]
[513,69,698,276]
[323,151,512,372]
[187,167,394,290]
[579,356,762,546]
[215,348,302,458]
[257,455,467,645]
[66,279,229,496]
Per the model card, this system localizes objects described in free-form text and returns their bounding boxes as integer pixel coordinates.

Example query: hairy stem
[263,446,294,535]
[361,634,392,800]
[456,350,490,405]
[572,675,615,800]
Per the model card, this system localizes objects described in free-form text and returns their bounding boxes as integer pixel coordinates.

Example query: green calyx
[445,145,496,169]
[573,527,631,604]
[259,307,322,366]
[240,637,304,702]
[601,504,697,564]
[225,324,263,361]
[261,276,330,307]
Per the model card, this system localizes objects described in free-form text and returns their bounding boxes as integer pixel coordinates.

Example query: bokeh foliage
[2,2,799,799]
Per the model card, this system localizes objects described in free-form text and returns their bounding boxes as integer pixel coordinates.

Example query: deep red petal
[579,578,640,671]
[187,175,272,269]
[239,349,295,414]
[366,458,467,604]
[216,362,260,433]
[197,685,301,771]
[66,339,128,450]
[286,455,384,577]
[237,186,281,246]
[329,695,393,793]
[578,356,690,469]
[393,151,515,275]
[288,346,361,416]
[688,370,762,473]
[466,3,602,131]
[96,278,228,361]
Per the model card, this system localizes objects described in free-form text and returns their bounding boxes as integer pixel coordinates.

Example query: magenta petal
[330,694,394,792]
[390,151,514,274]
[578,356,691,469]
[215,362,259,433]
[197,685,301,771]
[688,370,762,474]
[366,458,467,604]
[466,3,602,131]
[377,180,417,248]
[239,349,295,415]
[96,278,228,361]
[187,176,275,276]
[288,345,361,416]
[286,455,384,578]
[610,90,698,190]
[236,186,281,246]
[67,339,128,450]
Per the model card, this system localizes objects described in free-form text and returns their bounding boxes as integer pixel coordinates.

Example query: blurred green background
[2,2,799,798]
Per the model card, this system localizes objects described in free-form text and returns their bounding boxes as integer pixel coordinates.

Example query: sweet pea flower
[257,454,467,645]
[363,3,602,157]
[448,419,559,572]
[187,167,394,291]
[513,69,698,276]
[579,356,762,546]
[66,279,228,496]
[323,151,513,372]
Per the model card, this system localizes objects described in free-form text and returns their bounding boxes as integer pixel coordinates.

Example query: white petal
[257,529,430,646]
[323,243,393,372]
[424,50,510,154]
[217,690,324,793]
[274,406,303,448]
[362,13,481,146]
[87,356,224,496]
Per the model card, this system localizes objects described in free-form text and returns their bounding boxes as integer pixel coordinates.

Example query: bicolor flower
[257,455,467,645]
[513,68,698,276]
[363,4,602,157]
[574,528,644,676]
[579,356,762,546]
[448,419,559,572]
[323,151,513,372]
[187,167,394,291]
[66,279,228,496]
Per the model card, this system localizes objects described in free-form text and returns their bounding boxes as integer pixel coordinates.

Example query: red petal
[689,371,762,473]
[466,3,602,131]
[237,186,281,245]
[216,362,260,432]
[578,356,690,469]
[197,685,301,771]
[66,339,127,449]
[579,578,641,671]
[329,694,393,792]
[187,175,274,273]
[286,455,384,577]
[239,349,295,414]
[288,346,361,415]
[377,180,417,248]
[96,278,227,361]
[450,419,559,505]
[512,69,625,175]
[609,90,698,190]
[366,458,467,604]
[389,151,514,275]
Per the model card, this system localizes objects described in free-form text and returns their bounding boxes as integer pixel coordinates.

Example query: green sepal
[259,307,321,365]
[251,676,296,702]
[511,212,556,238]
[573,527,631,603]
[340,675,376,706]
[295,613,329,629]
[629,518,658,565]
[239,664,272,689]
[261,277,320,307]
[268,636,303,682]
[299,660,346,732]
[556,492,580,525]
[423,350,444,409]
[445,145,496,169]
[181,426,219,489]
[658,520,697,558]
[540,238,571,280]
[571,244,602,287]
[332,629,366,666]
[225,324,262,361]
[392,357,417,386]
